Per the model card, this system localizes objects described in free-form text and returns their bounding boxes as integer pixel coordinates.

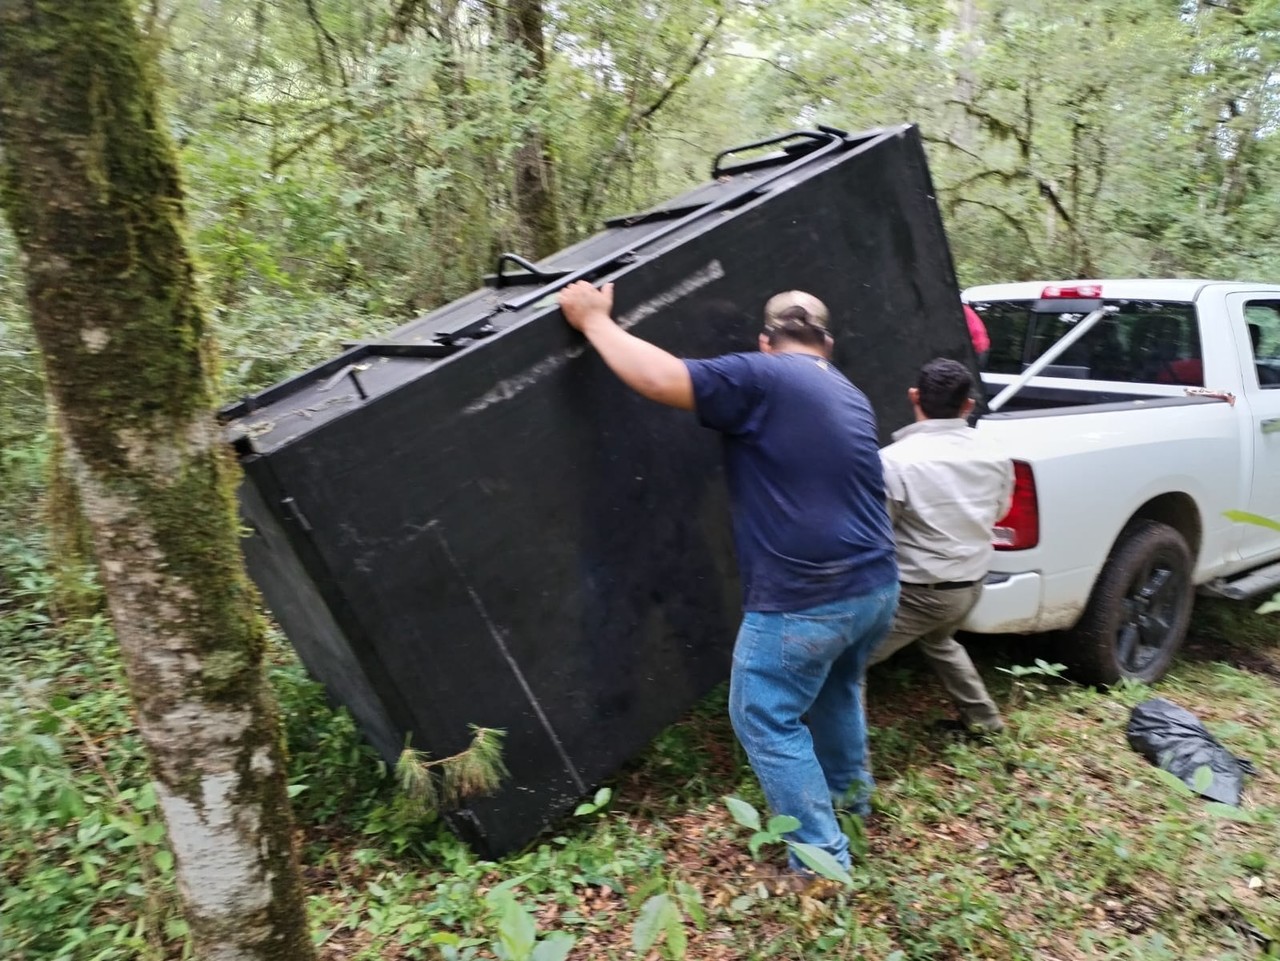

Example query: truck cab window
[1243,302,1280,389]
[971,301,1203,386]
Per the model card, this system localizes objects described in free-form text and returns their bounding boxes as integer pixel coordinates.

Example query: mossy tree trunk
[44,403,102,623]
[0,2,316,958]
[504,0,563,258]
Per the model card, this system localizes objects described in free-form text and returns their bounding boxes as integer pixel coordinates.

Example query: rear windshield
[970,300,1203,386]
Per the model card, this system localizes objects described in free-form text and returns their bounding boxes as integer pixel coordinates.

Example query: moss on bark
[44,409,102,622]
[0,2,316,958]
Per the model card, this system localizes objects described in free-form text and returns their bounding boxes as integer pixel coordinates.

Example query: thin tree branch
[921,133,985,164]
[718,52,825,98]
[303,0,349,86]
[638,14,724,122]
[269,120,339,172]
[947,197,1038,250]
[579,13,726,219]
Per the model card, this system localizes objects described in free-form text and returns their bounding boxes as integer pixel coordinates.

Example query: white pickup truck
[959,279,1280,683]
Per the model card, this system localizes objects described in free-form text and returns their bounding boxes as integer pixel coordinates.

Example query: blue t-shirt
[684,351,897,612]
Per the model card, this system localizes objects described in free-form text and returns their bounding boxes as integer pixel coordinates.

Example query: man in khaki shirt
[871,358,1013,733]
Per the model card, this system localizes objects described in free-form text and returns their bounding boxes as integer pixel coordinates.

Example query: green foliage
[0,610,185,961]
[3,537,1279,958]
[997,658,1070,709]
[1226,510,1280,614]
[395,726,508,818]
[997,659,1068,680]
[572,786,613,817]
[722,795,854,886]
[628,876,705,961]
[481,881,576,961]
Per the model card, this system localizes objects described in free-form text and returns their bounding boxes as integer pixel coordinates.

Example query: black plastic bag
[1125,698,1257,805]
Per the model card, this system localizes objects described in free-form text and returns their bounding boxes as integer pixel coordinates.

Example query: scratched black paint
[224,125,976,856]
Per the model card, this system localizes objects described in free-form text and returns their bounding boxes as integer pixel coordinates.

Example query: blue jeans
[728,584,899,870]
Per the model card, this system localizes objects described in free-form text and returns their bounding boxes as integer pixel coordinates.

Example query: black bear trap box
[221,124,975,857]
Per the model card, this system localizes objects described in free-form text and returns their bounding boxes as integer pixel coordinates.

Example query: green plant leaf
[674,881,706,928]
[485,873,534,904]
[573,802,597,816]
[1192,765,1215,795]
[839,811,868,859]
[664,897,687,959]
[789,843,853,886]
[747,831,774,858]
[633,893,671,954]
[1153,766,1194,797]
[1205,802,1255,822]
[723,796,761,831]
[592,786,612,808]
[531,932,576,961]
[1257,596,1280,615]
[497,896,537,961]
[1224,509,1280,534]
[629,875,667,908]
[766,814,801,834]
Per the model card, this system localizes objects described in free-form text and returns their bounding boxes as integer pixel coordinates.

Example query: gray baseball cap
[763,290,830,331]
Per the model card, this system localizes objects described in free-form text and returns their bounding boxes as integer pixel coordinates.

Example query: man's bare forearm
[579,310,694,411]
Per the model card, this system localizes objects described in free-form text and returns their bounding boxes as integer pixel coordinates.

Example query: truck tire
[1065,520,1193,685]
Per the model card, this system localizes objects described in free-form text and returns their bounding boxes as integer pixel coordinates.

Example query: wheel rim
[1115,553,1184,675]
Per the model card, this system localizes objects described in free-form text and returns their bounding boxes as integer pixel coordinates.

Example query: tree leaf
[632,893,670,954]
[722,796,761,831]
[789,843,853,886]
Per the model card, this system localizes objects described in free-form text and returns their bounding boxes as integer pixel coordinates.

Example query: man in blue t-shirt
[558,280,899,880]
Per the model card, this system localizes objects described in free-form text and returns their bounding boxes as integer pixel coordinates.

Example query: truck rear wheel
[1066,520,1193,685]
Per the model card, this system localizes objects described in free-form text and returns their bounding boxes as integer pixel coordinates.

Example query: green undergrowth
[3,536,1279,960]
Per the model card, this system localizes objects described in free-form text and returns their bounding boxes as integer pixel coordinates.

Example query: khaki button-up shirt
[880,418,1014,585]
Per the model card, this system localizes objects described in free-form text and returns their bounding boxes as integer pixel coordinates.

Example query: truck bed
[978,375,1223,417]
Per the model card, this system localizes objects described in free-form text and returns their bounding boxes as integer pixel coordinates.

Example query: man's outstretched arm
[558,281,694,411]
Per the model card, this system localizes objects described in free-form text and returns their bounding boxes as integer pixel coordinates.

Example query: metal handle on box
[710,128,845,179]
[493,253,567,289]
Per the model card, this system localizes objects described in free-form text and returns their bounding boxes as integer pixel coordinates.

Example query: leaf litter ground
[300,600,1280,961]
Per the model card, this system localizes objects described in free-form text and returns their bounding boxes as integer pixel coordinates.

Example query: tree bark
[0,3,316,959]
[44,403,102,623]
[503,0,563,257]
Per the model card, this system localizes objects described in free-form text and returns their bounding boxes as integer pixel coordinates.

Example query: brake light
[993,460,1039,550]
[1041,284,1102,299]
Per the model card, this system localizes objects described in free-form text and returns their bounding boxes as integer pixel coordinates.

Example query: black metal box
[222,125,974,857]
